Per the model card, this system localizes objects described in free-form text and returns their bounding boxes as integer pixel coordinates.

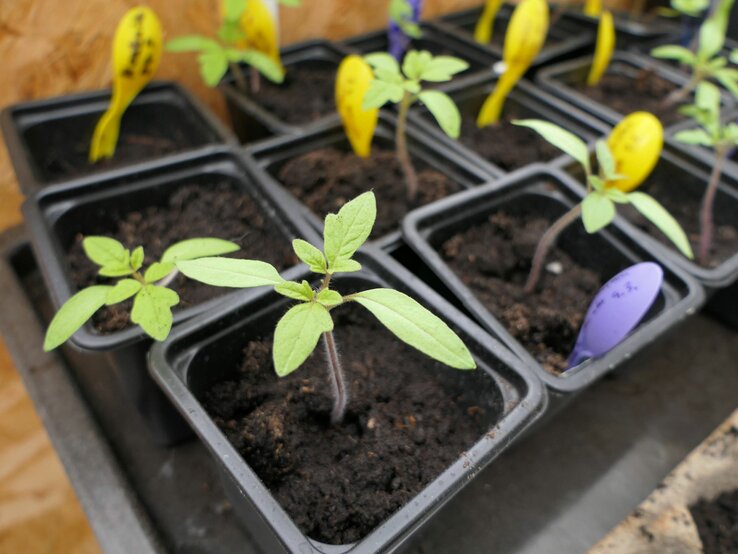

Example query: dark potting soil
[28,104,205,182]
[577,70,683,126]
[250,63,336,125]
[66,183,296,333]
[276,147,460,238]
[203,305,490,544]
[439,211,601,374]
[690,488,738,553]
[459,113,563,172]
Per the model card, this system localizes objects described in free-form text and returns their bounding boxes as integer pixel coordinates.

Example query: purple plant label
[388,0,423,60]
[566,262,664,370]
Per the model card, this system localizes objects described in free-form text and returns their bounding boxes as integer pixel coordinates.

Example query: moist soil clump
[439,211,601,374]
[276,148,460,237]
[577,69,683,126]
[67,183,296,333]
[690,488,738,554]
[203,306,490,544]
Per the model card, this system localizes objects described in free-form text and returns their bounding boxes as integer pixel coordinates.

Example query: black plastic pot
[22,146,320,446]
[563,10,680,50]
[432,5,595,73]
[220,40,350,145]
[408,75,610,177]
[403,164,704,399]
[341,24,498,86]
[1,81,234,194]
[246,111,493,252]
[536,51,736,136]
[148,246,546,554]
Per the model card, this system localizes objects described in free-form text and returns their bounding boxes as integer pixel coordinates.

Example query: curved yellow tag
[90,6,162,162]
[607,112,664,192]
[584,0,603,17]
[477,0,548,126]
[239,0,282,67]
[336,55,379,158]
[474,0,504,44]
[587,11,615,86]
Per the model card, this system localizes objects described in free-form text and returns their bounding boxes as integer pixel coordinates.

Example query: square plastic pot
[408,75,610,177]
[403,164,704,399]
[246,111,493,252]
[220,40,350,145]
[432,5,595,73]
[536,52,736,136]
[22,147,320,445]
[1,81,234,194]
[148,246,547,554]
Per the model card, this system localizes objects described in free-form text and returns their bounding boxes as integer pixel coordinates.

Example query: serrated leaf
[581,192,616,233]
[316,289,343,308]
[131,285,179,341]
[177,257,283,287]
[323,192,376,270]
[83,236,129,268]
[105,279,142,305]
[144,262,176,283]
[419,56,469,82]
[674,128,715,146]
[650,44,696,64]
[351,288,476,369]
[364,52,401,74]
[402,50,432,80]
[44,286,112,351]
[331,259,362,273]
[418,90,461,138]
[161,238,240,264]
[199,48,229,86]
[130,246,144,271]
[715,68,738,100]
[274,280,314,301]
[166,35,220,52]
[362,79,404,109]
[512,119,590,173]
[595,140,616,180]
[273,302,333,376]
[627,192,694,259]
[292,239,327,273]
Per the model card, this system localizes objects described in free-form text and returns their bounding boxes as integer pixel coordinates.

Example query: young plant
[513,116,694,293]
[43,237,240,351]
[176,192,476,424]
[388,0,423,60]
[361,50,468,200]
[166,0,294,90]
[675,81,738,265]
[651,0,738,106]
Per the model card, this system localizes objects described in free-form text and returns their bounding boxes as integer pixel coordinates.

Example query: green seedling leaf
[105,279,142,305]
[402,50,433,80]
[731,49,738,64]
[595,140,617,180]
[131,285,179,341]
[650,45,696,64]
[198,48,229,86]
[627,192,694,259]
[277,0,302,6]
[274,280,315,301]
[605,187,630,203]
[589,175,606,192]
[323,191,376,269]
[161,238,240,264]
[364,52,401,74]
[331,259,362,273]
[83,236,129,269]
[352,288,476,369]
[292,239,327,274]
[223,0,248,20]
[166,35,220,52]
[177,257,284,287]
[581,192,616,233]
[715,68,738,99]
[144,262,175,283]
[674,128,715,146]
[273,302,333,376]
[419,56,469,81]
[228,49,285,83]
[513,119,591,173]
[130,246,144,271]
[316,289,343,308]
[44,286,112,351]
[418,90,461,138]
[362,80,404,109]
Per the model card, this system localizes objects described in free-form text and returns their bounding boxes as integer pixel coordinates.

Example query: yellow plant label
[477,0,548,126]
[336,55,379,158]
[607,112,664,192]
[584,0,603,17]
[587,10,615,86]
[240,0,282,67]
[474,0,505,44]
[89,6,162,162]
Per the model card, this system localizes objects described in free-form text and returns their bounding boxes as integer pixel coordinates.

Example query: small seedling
[362,50,468,200]
[651,0,738,107]
[166,0,298,90]
[43,237,240,350]
[674,81,738,265]
[513,114,693,293]
[177,192,476,424]
[388,0,423,59]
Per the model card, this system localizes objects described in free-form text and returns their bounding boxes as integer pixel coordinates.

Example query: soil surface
[31,104,207,182]
[439,211,601,374]
[249,63,337,125]
[459,113,563,172]
[690,488,738,554]
[67,183,296,333]
[276,148,460,238]
[203,305,490,544]
[577,69,683,126]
